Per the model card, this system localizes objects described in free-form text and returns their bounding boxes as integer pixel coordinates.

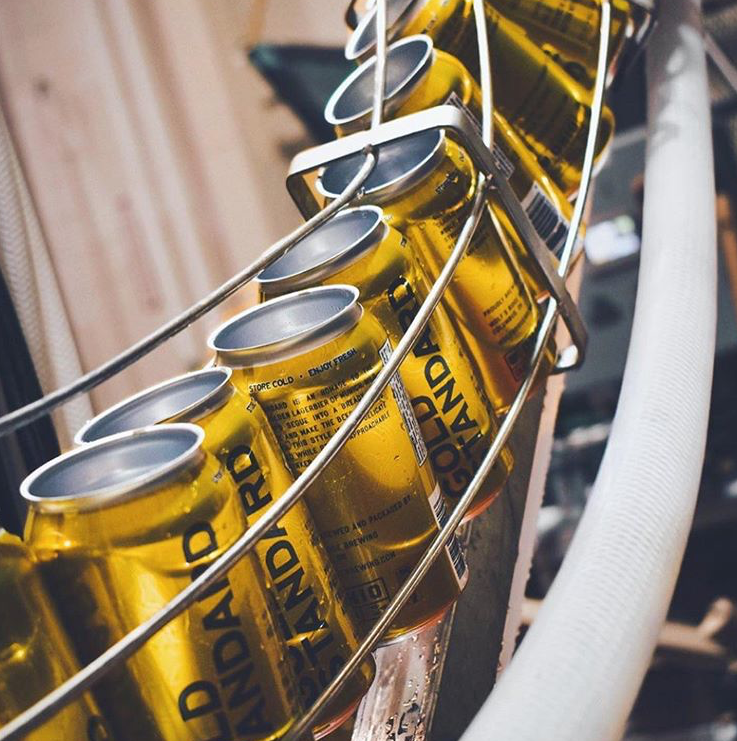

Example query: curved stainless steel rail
[0,0,609,736]
[0,156,376,436]
[284,0,611,735]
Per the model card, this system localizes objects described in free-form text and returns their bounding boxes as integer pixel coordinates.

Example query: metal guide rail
[0,0,618,737]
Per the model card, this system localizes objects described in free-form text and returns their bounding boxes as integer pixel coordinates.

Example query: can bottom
[376,598,455,647]
[459,479,505,524]
[458,443,514,524]
[311,685,368,740]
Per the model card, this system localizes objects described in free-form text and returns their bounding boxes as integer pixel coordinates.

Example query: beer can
[315,130,556,413]
[0,529,113,741]
[485,0,634,88]
[325,33,578,297]
[74,369,375,739]
[483,4,615,194]
[344,0,615,195]
[256,206,514,522]
[346,0,475,66]
[22,424,298,741]
[208,285,468,644]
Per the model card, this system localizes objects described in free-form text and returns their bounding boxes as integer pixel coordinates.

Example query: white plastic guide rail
[462,0,715,738]
[0,0,612,737]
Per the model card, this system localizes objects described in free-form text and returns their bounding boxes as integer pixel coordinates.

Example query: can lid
[317,128,445,203]
[21,424,205,512]
[208,285,363,368]
[345,0,420,60]
[74,368,235,445]
[326,35,434,127]
[256,207,386,295]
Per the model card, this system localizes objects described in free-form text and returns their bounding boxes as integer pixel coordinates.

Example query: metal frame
[615,0,659,83]
[0,0,612,736]
[286,106,588,370]
[704,30,737,95]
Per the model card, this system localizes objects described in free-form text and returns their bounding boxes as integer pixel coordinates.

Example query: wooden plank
[0,0,352,414]
[522,598,730,667]
[0,0,210,411]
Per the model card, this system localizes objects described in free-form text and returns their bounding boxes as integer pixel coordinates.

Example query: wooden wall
[0,0,347,412]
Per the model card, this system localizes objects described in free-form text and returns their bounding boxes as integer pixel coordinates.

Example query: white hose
[462,0,716,737]
[0,102,92,447]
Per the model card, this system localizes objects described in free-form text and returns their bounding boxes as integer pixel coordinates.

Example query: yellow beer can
[315,130,555,412]
[0,529,114,740]
[344,0,615,194]
[208,285,468,644]
[256,207,514,521]
[22,424,298,741]
[482,4,615,194]
[485,0,634,88]
[325,33,579,297]
[74,369,375,739]
[346,0,475,66]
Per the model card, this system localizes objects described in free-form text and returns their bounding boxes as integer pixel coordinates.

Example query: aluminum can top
[208,285,363,368]
[317,128,445,203]
[21,424,204,513]
[345,0,421,59]
[257,207,386,295]
[326,35,433,126]
[74,368,233,445]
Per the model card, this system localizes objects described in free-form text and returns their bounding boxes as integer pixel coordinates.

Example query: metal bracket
[286,104,588,372]
[617,0,659,83]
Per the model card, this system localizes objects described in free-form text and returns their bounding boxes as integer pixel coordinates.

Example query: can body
[372,0,476,60]
[382,135,550,411]
[359,231,513,519]
[74,371,375,740]
[331,40,578,298]
[214,296,467,643]
[194,389,375,737]
[257,214,514,522]
[24,440,298,741]
[0,531,113,741]
[360,0,477,66]
[426,47,579,285]
[317,133,554,413]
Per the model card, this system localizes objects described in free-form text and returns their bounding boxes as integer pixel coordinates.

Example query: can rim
[316,128,445,204]
[208,284,364,368]
[256,206,386,295]
[21,424,206,512]
[345,0,420,60]
[326,35,434,127]
[74,368,235,445]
